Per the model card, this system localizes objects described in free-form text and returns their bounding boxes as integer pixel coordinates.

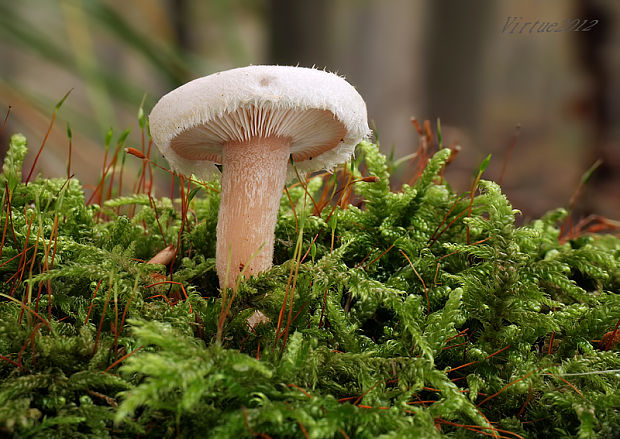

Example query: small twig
[87,390,119,407]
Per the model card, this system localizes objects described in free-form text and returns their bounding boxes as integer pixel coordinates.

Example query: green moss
[0,134,618,438]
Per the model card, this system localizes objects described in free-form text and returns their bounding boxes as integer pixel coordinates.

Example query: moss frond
[0,133,618,438]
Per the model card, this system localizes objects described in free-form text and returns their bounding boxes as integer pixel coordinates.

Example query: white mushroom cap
[149,65,370,180]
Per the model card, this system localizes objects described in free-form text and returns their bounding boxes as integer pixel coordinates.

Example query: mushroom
[149,65,369,288]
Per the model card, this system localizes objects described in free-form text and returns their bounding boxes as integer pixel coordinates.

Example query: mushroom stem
[216,136,291,289]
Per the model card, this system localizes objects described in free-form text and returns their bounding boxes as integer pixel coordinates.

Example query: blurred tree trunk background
[266,0,618,219]
[574,0,619,216]
[269,0,427,164]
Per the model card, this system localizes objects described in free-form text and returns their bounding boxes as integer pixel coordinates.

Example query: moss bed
[0,131,618,438]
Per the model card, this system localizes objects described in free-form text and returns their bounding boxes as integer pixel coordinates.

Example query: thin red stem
[104,346,144,373]
[498,125,520,186]
[400,249,429,314]
[0,106,11,136]
[145,281,192,313]
[85,280,103,326]
[93,278,113,353]
[477,369,538,407]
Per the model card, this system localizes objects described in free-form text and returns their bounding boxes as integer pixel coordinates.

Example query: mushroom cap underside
[149,65,369,179]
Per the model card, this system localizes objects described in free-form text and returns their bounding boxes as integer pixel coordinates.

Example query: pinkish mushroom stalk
[149,65,369,289]
[217,136,290,288]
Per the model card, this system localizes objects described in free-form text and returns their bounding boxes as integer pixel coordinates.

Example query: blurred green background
[0,0,618,220]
